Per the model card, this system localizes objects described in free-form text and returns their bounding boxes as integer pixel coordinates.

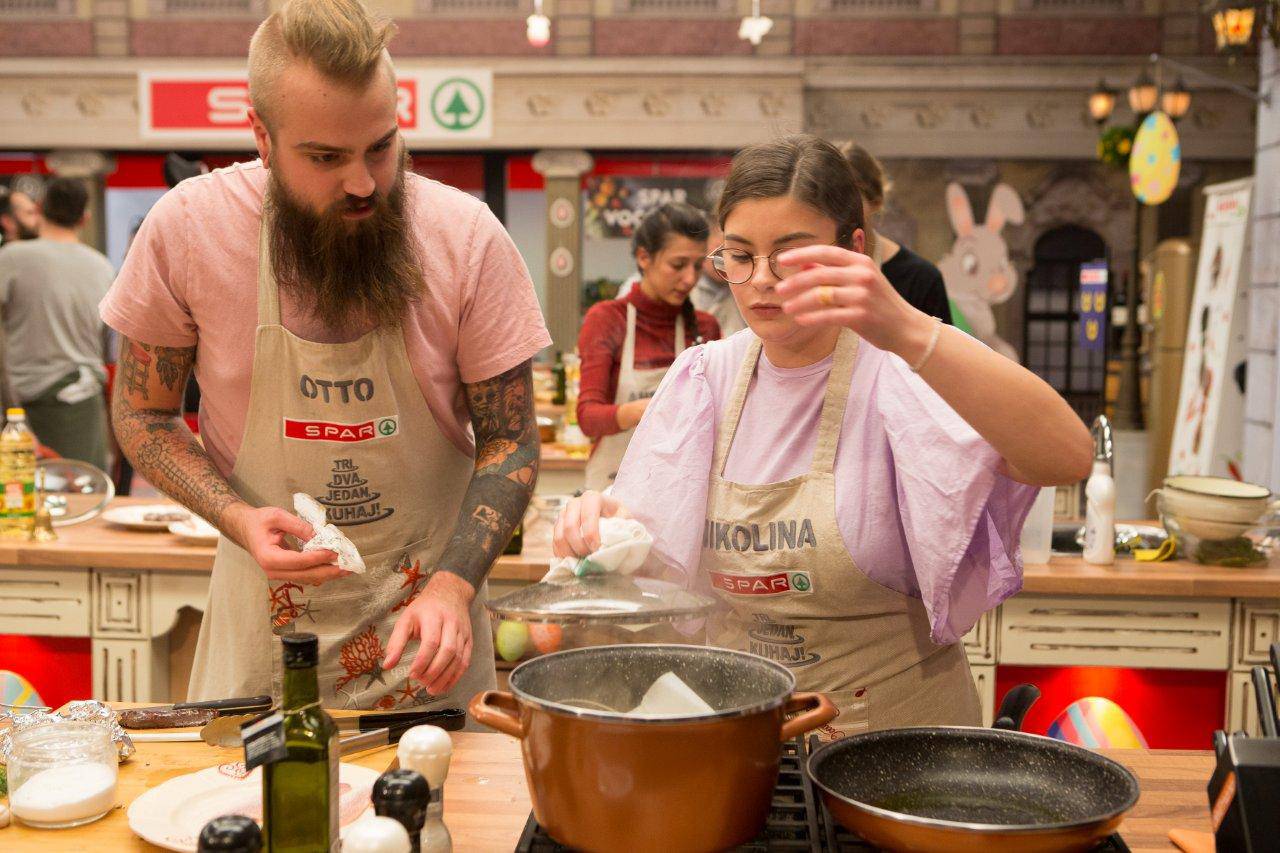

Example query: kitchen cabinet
[971,663,996,726]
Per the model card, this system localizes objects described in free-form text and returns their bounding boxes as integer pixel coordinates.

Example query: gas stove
[514,736,1131,852]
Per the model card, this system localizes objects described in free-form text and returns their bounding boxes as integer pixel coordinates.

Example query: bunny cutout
[937,182,1025,360]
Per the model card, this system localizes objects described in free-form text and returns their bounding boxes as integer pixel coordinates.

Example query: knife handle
[173,695,273,713]
[354,708,466,733]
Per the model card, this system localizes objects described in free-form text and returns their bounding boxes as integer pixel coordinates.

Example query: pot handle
[468,690,524,739]
[779,692,837,742]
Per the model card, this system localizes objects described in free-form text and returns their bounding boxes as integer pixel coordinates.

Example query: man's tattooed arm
[111,336,243,530]
[437,359,540,589]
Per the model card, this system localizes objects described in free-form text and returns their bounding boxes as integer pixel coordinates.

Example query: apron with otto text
[584,303,683,492]
[189,214,497,716]
[701,329,980,739]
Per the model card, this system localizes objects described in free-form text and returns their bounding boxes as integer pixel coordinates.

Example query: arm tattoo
[437,359,539,588]
[111,338,243,530]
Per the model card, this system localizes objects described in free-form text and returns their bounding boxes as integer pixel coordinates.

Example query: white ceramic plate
[1164,475,1272,500]
[168,516,220,545]
[126,761,379,852]
[102,504,191,531]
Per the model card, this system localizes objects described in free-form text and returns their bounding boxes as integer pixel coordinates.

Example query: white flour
[10,762,117,824]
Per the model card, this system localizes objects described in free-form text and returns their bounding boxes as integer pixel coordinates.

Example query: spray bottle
[1083,414,1115,565]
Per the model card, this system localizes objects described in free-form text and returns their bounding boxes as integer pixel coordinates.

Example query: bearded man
[101,0,549,715]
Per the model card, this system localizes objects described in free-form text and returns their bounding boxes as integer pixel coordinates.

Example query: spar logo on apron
[707,569,814,596]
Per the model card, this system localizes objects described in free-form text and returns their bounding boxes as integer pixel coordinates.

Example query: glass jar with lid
[8,721,118,828]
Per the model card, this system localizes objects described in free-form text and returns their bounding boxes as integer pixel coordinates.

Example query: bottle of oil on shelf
[0,408,37,539]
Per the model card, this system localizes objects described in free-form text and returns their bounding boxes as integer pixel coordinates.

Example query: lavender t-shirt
[611,329,1038,644]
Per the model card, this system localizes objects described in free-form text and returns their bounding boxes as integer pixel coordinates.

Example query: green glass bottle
[264,633,339,853]
[503,522,523,555]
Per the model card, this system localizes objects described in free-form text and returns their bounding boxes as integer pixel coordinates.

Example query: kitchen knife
[197,707,466,748]
[119,695,273,729]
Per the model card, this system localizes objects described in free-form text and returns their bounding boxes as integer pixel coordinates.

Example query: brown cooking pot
[470,644,836,853]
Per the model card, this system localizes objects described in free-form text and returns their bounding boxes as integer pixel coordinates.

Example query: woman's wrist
[888,309,936,365]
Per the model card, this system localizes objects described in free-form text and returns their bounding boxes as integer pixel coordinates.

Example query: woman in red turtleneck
[578,203,721,491]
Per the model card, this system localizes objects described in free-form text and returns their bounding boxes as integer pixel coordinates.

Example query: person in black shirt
[841,143,952,325]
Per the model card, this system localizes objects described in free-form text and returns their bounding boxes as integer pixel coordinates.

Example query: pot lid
[486,574,716,626]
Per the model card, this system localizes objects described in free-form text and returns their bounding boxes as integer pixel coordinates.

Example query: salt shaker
[342,815,412,853]
[396,725,453,853]
[373,768,429,851]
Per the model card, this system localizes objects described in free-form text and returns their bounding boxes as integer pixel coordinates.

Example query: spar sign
[138,69,492,141]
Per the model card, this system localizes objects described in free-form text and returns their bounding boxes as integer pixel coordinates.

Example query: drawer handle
[1011,625,1222,638]
[1029,608,1201,619]
[1029,643,1198,654]
[0,612,60,620]
[0,595,85,605]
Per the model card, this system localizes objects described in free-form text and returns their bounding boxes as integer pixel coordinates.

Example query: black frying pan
[806,684,1141,853]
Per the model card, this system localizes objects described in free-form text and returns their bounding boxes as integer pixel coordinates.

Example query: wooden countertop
[0,705,1217,852]
[3,500,1277,598]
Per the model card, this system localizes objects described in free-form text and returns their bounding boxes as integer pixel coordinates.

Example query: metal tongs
[130,707,466,747]
[1251,642,1280,738]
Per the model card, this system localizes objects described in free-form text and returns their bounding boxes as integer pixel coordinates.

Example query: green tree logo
[791,573,811,592]
[377,418,398,437]
[430,78,485,132]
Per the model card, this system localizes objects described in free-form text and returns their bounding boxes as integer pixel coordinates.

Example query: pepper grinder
[396,725,454,853]
[373,768,429,851]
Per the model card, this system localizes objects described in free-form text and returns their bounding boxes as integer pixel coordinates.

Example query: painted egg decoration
[1129,110,1180,206]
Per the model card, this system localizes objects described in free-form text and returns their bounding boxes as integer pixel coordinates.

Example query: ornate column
[532,149,594,355]
[45,149,115,253]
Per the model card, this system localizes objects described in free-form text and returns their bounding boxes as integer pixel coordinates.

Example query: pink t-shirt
[611,329,1039,644]
[101,160,551,477]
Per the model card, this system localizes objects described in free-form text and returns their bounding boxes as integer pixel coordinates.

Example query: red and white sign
[708,571,813,597]
[139,71,421,139]
[283,417,398,443]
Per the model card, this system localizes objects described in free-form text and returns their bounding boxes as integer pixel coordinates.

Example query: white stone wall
[1246,40,1280,491]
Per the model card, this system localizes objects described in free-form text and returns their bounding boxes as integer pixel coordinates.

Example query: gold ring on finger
[818,286,836,307]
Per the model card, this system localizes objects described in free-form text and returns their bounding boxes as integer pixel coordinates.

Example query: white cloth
[542,517,653,582]
[293,492,366,574]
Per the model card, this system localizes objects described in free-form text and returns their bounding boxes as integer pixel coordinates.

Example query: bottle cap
[5,408,23,418]
[197,815,263,852]
[281,632,319,669]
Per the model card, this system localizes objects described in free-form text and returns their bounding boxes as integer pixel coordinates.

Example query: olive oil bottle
[264,633,339,852]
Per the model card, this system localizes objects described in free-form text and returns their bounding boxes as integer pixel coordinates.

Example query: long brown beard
[267,155,422,331]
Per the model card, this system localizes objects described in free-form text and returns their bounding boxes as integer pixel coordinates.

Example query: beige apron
[189,216,497,716]
[584,303,683,491]
[701,329,980,740]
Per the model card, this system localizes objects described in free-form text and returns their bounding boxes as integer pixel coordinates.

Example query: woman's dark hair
[633,202,710,346]
[717,134,865,250]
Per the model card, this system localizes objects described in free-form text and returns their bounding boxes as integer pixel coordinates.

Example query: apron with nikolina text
[701,329,980,739]
[584,303,683,492]
[189,213,496,716]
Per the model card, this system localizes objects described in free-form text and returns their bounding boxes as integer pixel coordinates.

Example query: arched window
[1023,225,1108,423]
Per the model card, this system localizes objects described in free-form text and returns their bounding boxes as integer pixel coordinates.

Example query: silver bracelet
[909,317,943,373]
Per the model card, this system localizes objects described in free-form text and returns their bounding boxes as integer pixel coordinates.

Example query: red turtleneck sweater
[576,284,721,440]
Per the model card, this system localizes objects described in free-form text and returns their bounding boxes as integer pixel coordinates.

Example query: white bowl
[1152,477,1276,524]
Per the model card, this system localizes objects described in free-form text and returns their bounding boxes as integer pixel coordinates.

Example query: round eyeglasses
[707,246,807,286]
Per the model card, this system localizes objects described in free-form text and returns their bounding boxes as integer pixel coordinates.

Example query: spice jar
[7,721,118,828]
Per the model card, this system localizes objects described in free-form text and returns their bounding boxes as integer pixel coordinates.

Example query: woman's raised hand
[774,245,934,362]
[552,491,632,558]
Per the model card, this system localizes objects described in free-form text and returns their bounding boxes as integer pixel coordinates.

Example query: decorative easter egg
[1129,111,1180,206]
[1047,696,1148,749]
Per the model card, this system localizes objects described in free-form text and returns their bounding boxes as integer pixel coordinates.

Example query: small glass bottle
[197,814,263,852]
[373,768,429,851]
[7,721,118,829]
[551,351,567,406]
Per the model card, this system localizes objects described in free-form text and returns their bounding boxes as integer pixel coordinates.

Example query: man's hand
[222,501,346,586]
[382,571,475,696]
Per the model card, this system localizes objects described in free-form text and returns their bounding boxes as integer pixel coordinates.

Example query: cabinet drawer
[1227,669,1278,738]
[971,664,996,728]
[999,595,1230,671]
[94,571,147,638]
[963,609,998,665]
[0,568,90,636]
[1233,599,1280,669]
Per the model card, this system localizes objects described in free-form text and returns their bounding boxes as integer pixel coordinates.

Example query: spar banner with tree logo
[583,175,716,239]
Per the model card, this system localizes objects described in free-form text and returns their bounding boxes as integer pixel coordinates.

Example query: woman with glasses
[577,203,721,491]
[555,135,1091,736]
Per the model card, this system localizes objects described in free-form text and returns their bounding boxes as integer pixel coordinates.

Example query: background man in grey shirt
[0,187,42,246]
[0,177,114,469]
